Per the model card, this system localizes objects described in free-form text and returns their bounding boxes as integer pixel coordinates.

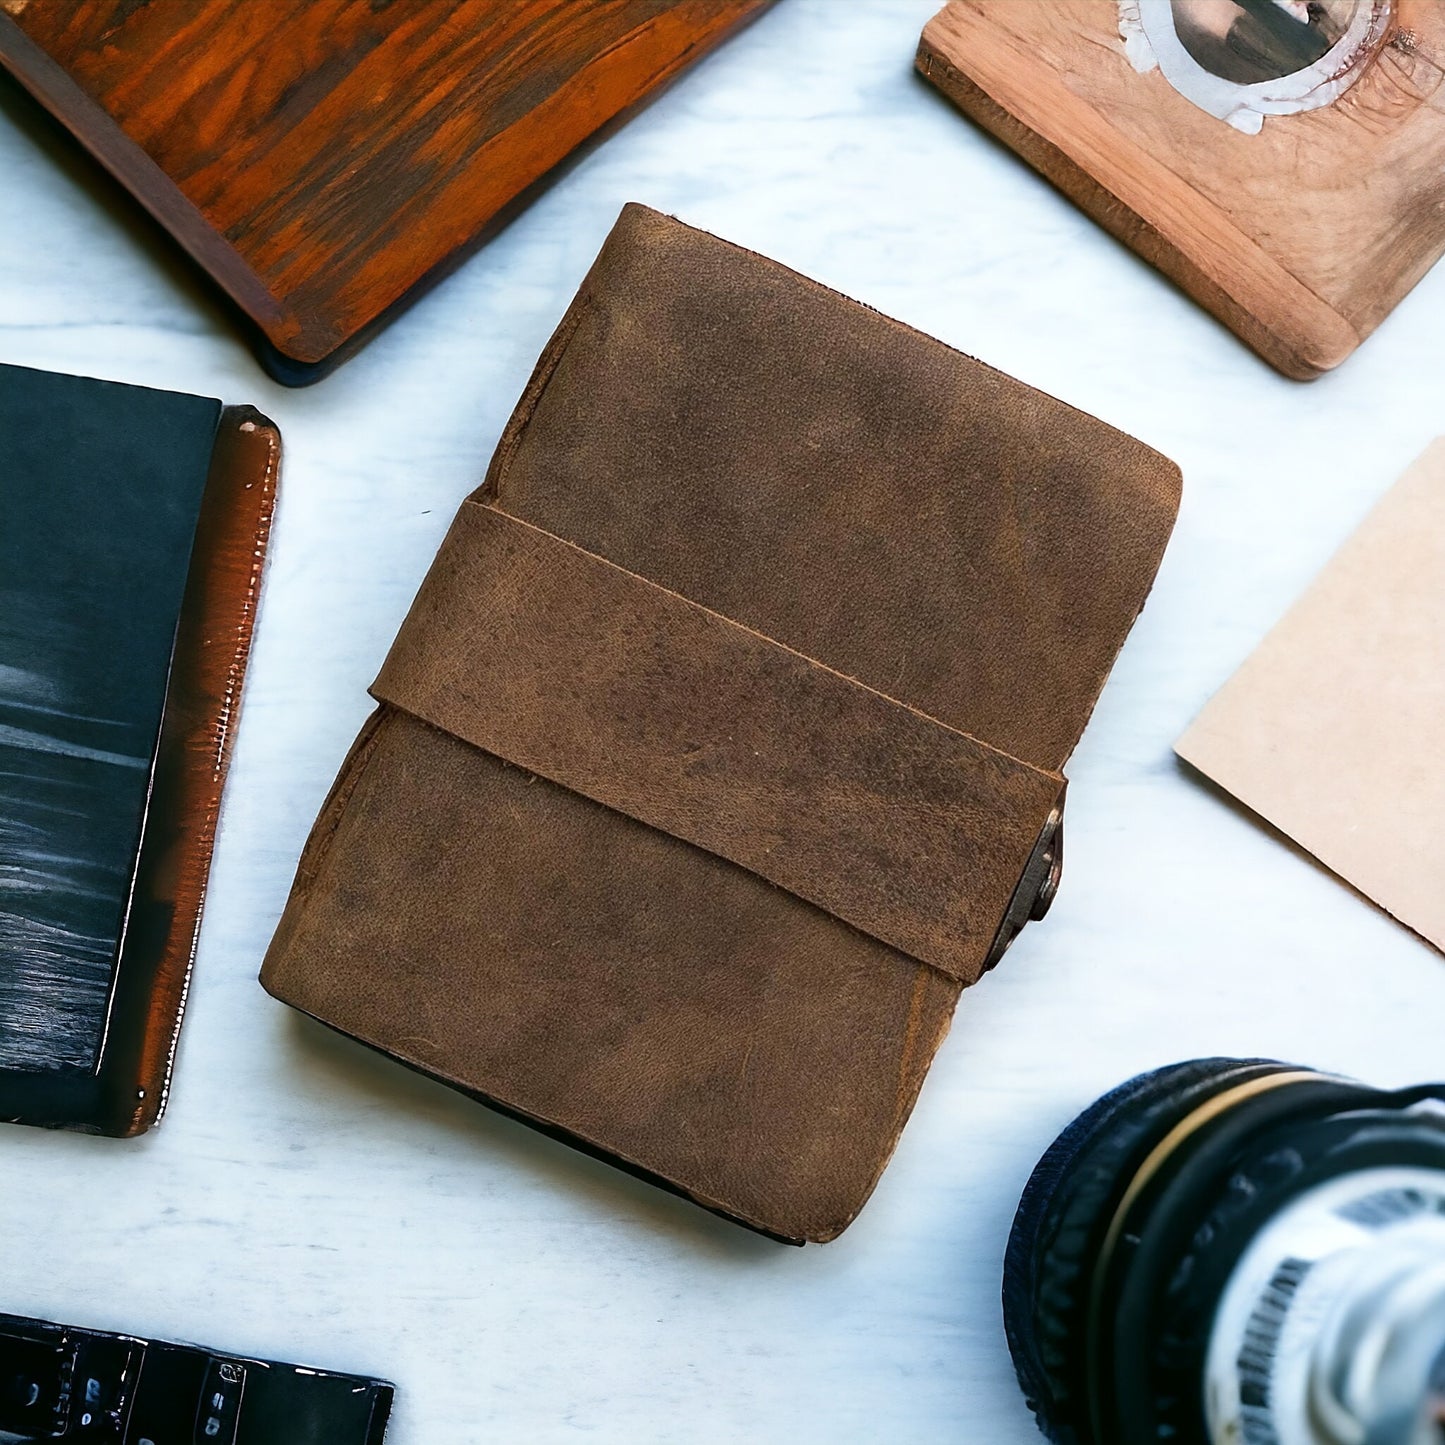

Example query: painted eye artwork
[1121,0,1394,131]
[1171,0,1354,84]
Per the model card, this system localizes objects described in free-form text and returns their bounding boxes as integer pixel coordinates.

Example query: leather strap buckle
[982,802,1064,972]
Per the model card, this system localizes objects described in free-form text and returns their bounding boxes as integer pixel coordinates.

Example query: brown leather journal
[261,204,1181,1242]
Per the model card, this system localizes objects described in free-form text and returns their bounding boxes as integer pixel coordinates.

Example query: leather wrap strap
[372,502,1065,984]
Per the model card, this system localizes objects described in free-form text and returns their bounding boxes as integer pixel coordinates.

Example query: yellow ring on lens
[1084,1070,1324,1445]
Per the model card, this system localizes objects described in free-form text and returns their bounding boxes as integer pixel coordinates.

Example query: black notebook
[0,364,278,1134]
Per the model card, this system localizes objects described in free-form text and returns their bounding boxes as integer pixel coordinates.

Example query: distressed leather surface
[261,205,1180,1242]
[372,503,1065,984]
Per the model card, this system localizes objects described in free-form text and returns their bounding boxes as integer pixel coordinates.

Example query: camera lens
[1002,1059,1445,1445]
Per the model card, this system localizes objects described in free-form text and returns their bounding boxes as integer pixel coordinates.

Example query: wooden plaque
[0,0,769,384]
[917,1,1445,379]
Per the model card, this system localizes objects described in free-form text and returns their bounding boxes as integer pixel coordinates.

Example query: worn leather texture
[372,504,1066,984]
[261,204,1181,1242]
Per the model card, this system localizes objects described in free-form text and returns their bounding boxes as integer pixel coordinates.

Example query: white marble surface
[3,2,1444,1440]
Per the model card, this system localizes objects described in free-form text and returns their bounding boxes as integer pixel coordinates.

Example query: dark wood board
[917,1,1445,379]
[0,0,770,383]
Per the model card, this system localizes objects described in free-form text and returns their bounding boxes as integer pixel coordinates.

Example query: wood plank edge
[277,0,780,384]
[0,15,315,369]
[915,18,1359,380]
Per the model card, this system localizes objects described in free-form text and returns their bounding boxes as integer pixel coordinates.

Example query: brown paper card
[1177,440,1445,953]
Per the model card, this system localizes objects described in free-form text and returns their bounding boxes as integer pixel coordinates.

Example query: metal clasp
[981,799,1064,973]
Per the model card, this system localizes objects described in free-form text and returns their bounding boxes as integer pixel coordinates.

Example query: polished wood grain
[917,1,1445,379]
[0,0,769,381]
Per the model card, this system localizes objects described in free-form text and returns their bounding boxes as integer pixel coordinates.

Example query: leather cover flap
[372,501,1065,984]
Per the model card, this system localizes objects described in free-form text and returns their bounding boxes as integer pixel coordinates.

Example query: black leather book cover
[0,363,278,1134]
